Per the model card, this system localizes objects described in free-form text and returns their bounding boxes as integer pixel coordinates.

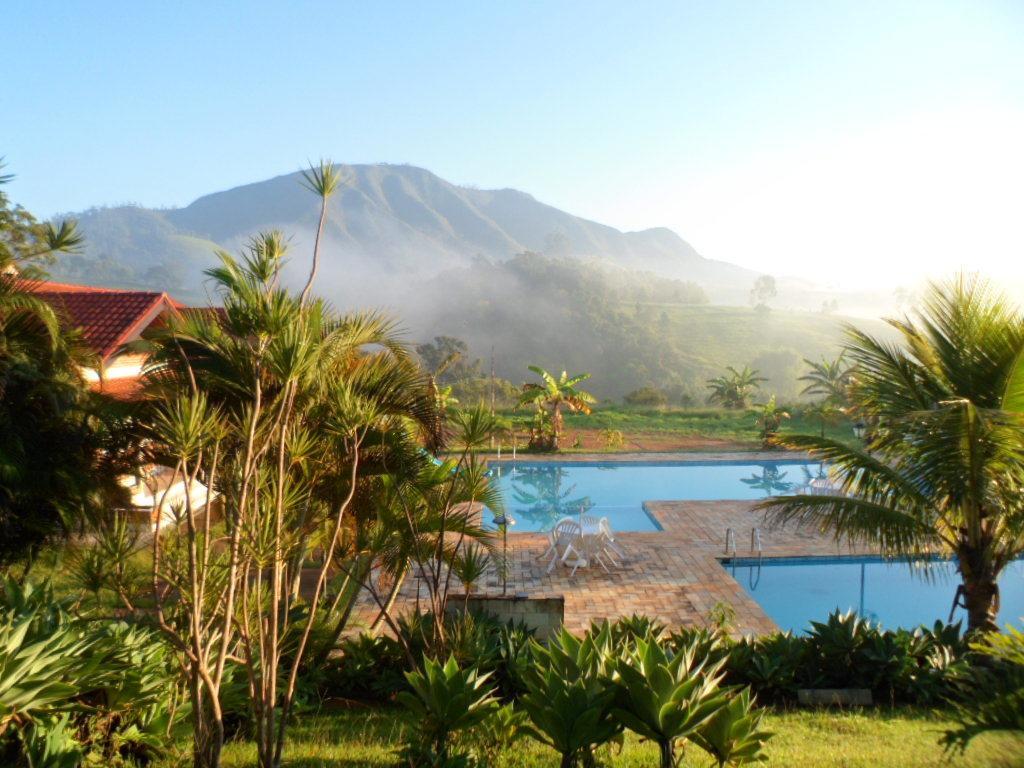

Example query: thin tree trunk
[370,563,408,634]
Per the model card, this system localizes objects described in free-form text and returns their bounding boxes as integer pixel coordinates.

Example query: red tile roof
[24,280,182,362]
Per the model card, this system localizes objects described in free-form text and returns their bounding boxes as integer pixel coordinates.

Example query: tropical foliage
[0,164,126,571]
[517,366,596,450]
[706,366,766,409]
[754,395,790,448]
[758,277,1024,633]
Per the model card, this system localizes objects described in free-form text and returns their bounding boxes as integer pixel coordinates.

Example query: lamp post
[852,420,866,440]
[492,513,515,595]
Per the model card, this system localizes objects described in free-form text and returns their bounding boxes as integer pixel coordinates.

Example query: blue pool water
[487,459,822,532]
[727,555,1024,632]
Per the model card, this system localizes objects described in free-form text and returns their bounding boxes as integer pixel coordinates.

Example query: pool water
[727,555,1024,632]
[487,459,822,532]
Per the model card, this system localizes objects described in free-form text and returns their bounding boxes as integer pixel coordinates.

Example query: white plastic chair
[545,519,582,573]
[560,531,612,577]
[537,516,576,561]
[598,517,626,562]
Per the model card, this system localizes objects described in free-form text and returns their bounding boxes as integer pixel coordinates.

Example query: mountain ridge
[54,163,758,302]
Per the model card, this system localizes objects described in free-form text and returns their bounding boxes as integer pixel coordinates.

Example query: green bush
[320,612,534,704]
[623,387,668,407]
[397,655,498,765]
[0,579,186,766]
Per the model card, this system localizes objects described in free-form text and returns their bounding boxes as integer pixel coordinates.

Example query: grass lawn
[492,405,855,453]
[185,707,1024,767]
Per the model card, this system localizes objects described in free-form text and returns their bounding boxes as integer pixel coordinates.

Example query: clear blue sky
[5,0,1023,286]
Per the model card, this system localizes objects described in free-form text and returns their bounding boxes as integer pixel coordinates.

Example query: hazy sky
[5,0,1023,289]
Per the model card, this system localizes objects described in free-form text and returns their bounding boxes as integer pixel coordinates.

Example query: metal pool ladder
[751,527,763,562]
[724,528,737,557]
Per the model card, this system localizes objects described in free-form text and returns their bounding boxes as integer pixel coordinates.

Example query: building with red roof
[23,279,218,528]
[24,280,183,399]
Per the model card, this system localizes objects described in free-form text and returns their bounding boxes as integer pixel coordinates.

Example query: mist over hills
[50,163,886,398]
[54,163,757,302]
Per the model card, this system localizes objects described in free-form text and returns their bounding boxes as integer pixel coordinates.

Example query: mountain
[53,163,757,303]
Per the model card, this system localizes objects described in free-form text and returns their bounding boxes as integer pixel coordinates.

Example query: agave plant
[520,626,620,768]
[692,688,773,767]
[0,610,94,737]
[610,637,729,768]
[397,655,498,762]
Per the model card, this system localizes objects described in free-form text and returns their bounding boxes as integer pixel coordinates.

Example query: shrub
[0,579,186,766]
[943,625,1024,752]
[397,655,498,764]
[623,386,668,407]
[520,627,621,767]
[321,613,534,704]
[610,637,731,768]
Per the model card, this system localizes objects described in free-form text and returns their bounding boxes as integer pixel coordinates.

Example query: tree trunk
[962,575,1000,634]
[658,740,674,768]
[551,403,562,450]
[370,563,408,634]
[959,547,1000,634]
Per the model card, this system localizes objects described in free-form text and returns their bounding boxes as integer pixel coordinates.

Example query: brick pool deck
[352,452,871,636]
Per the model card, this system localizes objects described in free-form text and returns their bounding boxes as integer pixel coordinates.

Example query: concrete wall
[448,595,565,640]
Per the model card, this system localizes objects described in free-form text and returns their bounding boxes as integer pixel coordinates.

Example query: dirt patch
[559,429,752,453]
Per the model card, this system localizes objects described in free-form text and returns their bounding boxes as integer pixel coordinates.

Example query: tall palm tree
[706,366,766,409]
[517,366,596,450]
[758,277,1024,633]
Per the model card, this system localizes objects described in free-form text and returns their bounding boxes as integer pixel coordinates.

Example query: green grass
[494,405,855,452]
[157,707,1023,767]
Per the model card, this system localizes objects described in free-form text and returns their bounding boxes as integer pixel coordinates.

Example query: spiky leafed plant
[758,276,1024,633]
[610,637,729,768]
[706,366,767,409]
[397,655,498,762]
[136,172,443,768]
[366,404,502,658]
[517,366,596,450]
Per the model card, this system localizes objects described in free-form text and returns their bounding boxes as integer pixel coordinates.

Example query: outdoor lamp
[492,513,515,595]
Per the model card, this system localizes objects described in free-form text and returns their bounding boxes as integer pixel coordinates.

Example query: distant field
[494,405,854,452]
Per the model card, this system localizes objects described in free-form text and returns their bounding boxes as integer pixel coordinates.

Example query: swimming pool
[726,555,1024,632]
[486,459,822,532]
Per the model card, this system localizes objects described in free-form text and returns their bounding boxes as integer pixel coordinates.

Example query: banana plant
[610,637,729,768]
[691,688,773,767]
[397,655,498,761]
[520,626,621,768]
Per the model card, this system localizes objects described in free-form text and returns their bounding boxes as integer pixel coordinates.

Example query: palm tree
[758,277,1024,634]
[706,366,766,409]
[517,366,596,450]
[799,352,853,407]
